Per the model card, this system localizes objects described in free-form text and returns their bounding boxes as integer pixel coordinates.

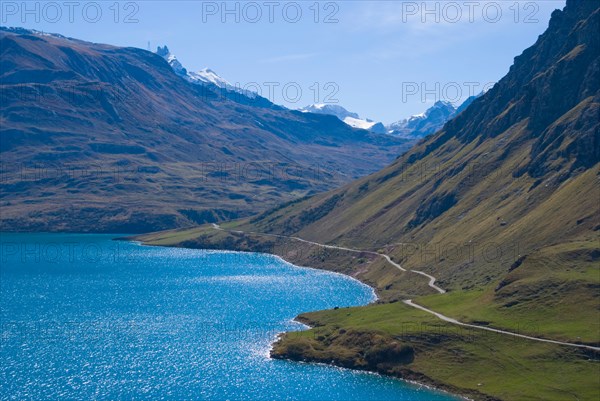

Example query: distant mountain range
[156,44,482,141]
[300,96,481,138]
[386,98,477,138]
[158,45,475,141]
[0,27,411,232]
[153,48,482,141]
[298,104,387,134]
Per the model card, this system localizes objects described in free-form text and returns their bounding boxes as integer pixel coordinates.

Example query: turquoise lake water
[0,233,458,400]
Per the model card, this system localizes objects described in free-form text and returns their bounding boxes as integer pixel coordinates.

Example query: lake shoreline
[4,232,443,400]
[129,231,481,401]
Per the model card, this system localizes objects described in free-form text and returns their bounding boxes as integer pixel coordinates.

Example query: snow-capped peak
[390,101,456,128]
[188,68,233,90]
[156,45,256,98]
[387,96,483,139]
[299,104,386,134]
[156,46,187,77]
[300,104,360,121]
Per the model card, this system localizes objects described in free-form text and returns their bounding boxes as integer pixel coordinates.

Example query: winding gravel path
[404,300,600,351]
[212,224,442,292]
[211,224,599,351]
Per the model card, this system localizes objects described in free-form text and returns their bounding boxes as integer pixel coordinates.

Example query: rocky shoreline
[268,316,494,401]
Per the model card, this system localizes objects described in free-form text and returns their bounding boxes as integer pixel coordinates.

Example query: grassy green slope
[228,1,600,345]
[272,303,599,401]
[418,240,600,344]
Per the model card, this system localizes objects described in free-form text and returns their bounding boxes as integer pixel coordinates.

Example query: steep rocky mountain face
[238,0,599,295]
[0,27,411,232]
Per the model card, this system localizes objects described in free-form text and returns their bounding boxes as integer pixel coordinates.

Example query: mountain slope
[243,0,599,288]
[0,27,411,232]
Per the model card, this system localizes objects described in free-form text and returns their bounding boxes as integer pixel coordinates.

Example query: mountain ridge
[156,45,264,103]
[0,26,412,232]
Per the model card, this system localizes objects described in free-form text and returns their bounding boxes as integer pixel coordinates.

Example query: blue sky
[3,0,566,123]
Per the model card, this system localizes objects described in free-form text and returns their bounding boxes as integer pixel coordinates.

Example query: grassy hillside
[137,223,599,400]
[272,303,599,401]
[418,240,600,344]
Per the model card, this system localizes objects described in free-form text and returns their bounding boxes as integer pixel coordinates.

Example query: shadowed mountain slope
[0,27,411,232]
